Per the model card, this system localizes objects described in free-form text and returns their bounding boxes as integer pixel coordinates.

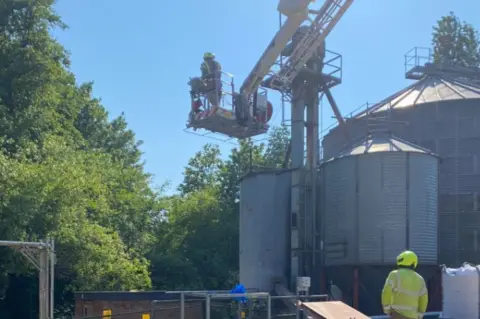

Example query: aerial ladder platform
[266,0,353,91]
[264,0,353,139]
[186,0,352,140]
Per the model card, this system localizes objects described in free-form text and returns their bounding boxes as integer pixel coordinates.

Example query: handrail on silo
[404,47,433,79]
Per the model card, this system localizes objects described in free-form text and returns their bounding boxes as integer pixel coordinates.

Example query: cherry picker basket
[187,72,272,139]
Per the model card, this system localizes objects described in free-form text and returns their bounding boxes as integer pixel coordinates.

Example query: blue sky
[53,0,479,191]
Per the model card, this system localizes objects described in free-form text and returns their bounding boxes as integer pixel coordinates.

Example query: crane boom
[271,0,354,90]
[239,0,312,98]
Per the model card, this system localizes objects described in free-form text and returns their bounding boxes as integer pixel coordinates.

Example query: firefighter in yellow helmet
[201,52,221,80]
[200,52,222,113]
[381,251,428,319]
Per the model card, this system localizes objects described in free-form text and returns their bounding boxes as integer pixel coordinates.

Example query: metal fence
[151,292,329,319]
[73,291,446,319]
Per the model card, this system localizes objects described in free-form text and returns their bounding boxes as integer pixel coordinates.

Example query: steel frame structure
[0,239,55,319]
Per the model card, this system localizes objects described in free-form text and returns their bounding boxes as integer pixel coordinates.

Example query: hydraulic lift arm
[239,0,312,98]
[272,0,354,141]
[271,0,355,89]
[240,0,354,100]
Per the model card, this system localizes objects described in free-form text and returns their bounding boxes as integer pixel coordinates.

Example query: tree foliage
[0,0,292,317]
[149,127,290,290]
[0,1,156,314]
[432,12,480,67]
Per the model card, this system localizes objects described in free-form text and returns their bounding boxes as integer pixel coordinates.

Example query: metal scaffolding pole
[290,80,305,287]
[305,83,319,273]
[0,239,55,319]
[49,238,55,319]
[39,245,48,319]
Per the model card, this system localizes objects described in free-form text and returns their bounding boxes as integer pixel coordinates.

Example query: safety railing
[189,71,271,123]
[320,101,378,137]
[150,291,329,319]
[219,71,235,109]
[323,49,342,83]
[77,291,445,319]
[404,47,433,79]
[188,71,235,114]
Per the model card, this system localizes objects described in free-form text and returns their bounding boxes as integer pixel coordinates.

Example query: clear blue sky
[52,0,479,191]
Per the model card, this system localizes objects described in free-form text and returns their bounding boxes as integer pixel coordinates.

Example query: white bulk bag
[442,263,480,319]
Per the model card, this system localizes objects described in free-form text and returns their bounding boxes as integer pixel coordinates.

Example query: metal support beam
[290,80,305,288]
[18,247,40,270]
[305,88,319,170]
[323,86,350,142]
[39,246,48,319]
[305,82,319,275]
[0,240,55,319]
[49,238,55,319]
[282,139,292,168]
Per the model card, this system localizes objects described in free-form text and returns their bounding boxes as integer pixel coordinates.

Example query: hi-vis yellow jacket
[381,268,428,319]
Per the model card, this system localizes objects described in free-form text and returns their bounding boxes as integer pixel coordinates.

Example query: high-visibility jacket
[201,60,221,78]
[381,268,428,319]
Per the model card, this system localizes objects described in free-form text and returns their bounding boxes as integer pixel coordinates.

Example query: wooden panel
[302,301,369,319]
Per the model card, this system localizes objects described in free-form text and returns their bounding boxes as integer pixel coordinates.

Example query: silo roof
[355,75,480,118]
[325,134,435,162]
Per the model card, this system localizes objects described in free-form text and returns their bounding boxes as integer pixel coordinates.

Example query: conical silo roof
[325,134,435,162]
[355,75,480,118]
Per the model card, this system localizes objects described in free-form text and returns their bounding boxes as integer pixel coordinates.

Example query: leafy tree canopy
[0,1,156,310]
[432,12,480,67]
[0,0,292,317]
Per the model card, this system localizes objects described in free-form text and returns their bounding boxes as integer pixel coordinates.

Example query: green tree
[0,135,152,290]
[219,127,290,204]
[178,144,222,195]
[150,128,290,290]
[0,1,158,316]
[263,126,290,168]
[0,0,79,157]
[150,188,234,289]
[75,83,144,167]
[432,12,480,67]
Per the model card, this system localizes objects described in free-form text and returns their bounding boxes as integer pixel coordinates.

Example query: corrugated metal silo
[239,169,291,291]
[322,74,480,265]
[320,135,438,266]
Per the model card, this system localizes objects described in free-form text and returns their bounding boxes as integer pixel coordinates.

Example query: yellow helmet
[396,250,418,268]
[204,52,215,59]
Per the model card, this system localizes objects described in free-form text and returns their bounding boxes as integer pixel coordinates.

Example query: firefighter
[200,52,222,113]
[201,52,222,79]
[381,250,428,319]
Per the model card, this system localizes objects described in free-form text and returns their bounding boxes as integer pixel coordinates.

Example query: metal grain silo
[239,169,291,291]
[320,134,438,266]
[322,69,480,266]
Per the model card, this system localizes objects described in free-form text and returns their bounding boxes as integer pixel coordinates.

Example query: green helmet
[396,250,418,269]
[204,52,215,59]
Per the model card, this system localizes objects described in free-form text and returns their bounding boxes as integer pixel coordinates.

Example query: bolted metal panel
[357,153,408,264]
[323,92,480,265]
[322,156,356,265]
[321,137,438,266]
[239,169,291,291]
[408,153,438,264]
